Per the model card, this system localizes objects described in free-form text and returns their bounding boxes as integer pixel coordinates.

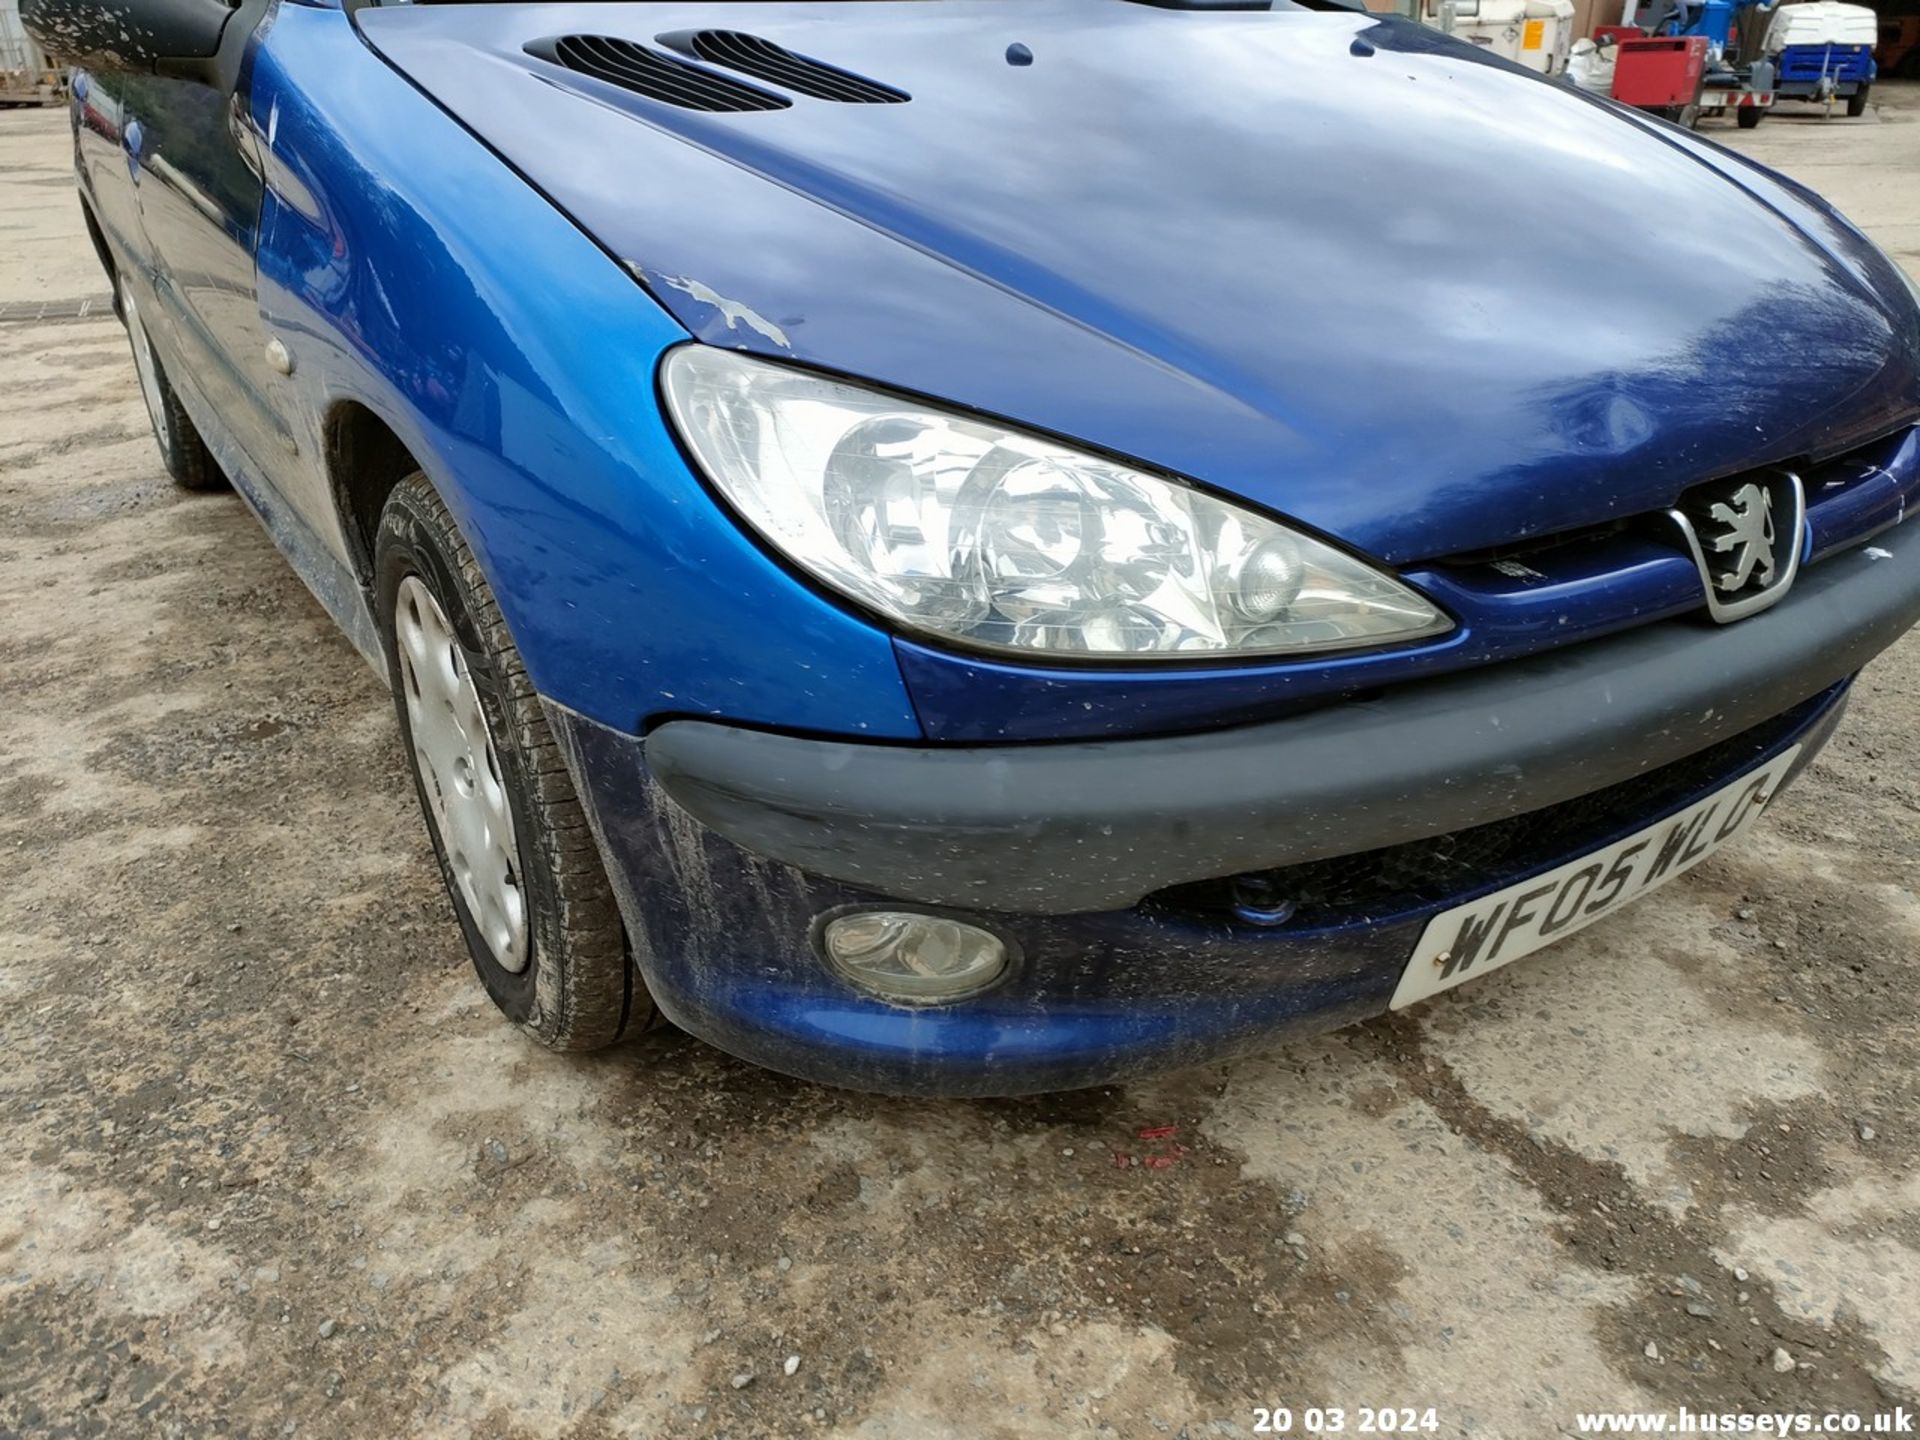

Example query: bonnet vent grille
[531,35,791,112]
[687,30,909,103]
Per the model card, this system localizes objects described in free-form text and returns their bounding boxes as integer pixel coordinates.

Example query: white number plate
[1390,746,1801,1009]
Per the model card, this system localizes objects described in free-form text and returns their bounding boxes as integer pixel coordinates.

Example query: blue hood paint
[359,0,1919,565]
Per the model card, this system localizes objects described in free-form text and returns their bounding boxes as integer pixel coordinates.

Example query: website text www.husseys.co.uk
[1572,1408,1913,1434]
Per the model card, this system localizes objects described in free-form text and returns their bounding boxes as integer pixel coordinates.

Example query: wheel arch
[324,399,427,591]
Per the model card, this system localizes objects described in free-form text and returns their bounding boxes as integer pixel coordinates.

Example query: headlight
[661,347,1451,661]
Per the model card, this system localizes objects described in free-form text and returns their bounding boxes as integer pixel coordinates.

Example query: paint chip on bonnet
[642,268,792,349]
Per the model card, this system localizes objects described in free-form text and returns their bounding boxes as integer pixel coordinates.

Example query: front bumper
[647,536,1920,914]
[549,536,1919,1095]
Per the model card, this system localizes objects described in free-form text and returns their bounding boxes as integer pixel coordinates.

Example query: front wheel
[1847,85,1870,118]
[375,472,651,1050]
[1736,105,1765,129]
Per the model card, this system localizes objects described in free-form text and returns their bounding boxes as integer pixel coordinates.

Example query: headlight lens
[662,347,1451,660]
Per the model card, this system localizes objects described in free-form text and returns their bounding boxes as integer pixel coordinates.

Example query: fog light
[1230,874,1297,927]
[819,910,1009,1003]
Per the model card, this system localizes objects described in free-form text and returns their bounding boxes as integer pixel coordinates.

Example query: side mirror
[19,0,236,83]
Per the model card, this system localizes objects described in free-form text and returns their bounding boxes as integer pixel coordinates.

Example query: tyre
[1736,105,1765,128]
[1846,85,1870,118]
[374,472,651,1050]
[120,279,223,491]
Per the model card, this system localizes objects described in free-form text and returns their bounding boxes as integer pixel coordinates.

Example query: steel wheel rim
[122,287,172,458]
[395,574,531,973]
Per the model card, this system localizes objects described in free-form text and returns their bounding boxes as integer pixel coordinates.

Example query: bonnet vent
[684,30,909,103]
[529,35,792,112]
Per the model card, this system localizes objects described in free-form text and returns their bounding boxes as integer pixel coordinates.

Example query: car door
[132,56,300,484]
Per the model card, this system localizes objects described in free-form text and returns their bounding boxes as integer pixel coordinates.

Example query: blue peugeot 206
[25,0,1920,1094]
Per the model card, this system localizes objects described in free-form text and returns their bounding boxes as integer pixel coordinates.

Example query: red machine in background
[1609,31,1710,112]
[1597,6,1776,127]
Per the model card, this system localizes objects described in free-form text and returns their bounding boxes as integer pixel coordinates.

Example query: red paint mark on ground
[1114,1125,1186,1171]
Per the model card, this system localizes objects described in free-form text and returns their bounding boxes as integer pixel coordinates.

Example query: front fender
[247,3,922,740]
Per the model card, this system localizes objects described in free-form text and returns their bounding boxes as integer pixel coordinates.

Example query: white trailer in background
[1762,0,1879,114]
[1423,0,1580,74]
[1,0,62,106]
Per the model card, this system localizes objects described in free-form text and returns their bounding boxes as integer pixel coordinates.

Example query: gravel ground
[2,85,1918,1440]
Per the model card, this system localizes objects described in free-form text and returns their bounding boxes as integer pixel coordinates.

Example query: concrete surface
[2,84,1918,1440]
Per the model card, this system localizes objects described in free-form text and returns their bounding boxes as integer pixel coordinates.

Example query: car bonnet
[356,0,1920,564]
